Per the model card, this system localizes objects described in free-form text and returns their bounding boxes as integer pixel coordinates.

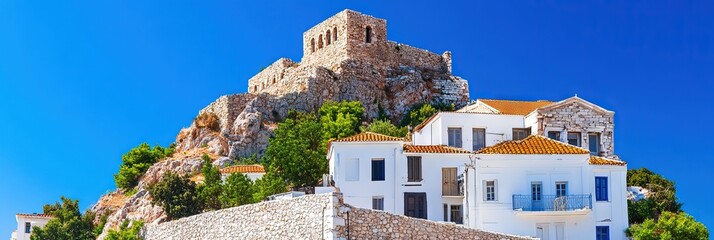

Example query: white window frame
[483,180,498,201]
[372,196,384,210]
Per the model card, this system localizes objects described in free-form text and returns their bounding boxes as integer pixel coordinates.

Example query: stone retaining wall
[141,192,533,240]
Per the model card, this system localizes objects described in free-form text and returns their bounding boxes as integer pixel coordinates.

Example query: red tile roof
[589,156,626,166]
[16,213,53,218]
[220,164,266,174]
[331,132,404,143]
[478,99,554,115]
[403,145,472,154]
[476,135,590,154]
[412,113,439,132]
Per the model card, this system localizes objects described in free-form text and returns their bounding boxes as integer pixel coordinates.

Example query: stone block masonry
[142,192,533,240]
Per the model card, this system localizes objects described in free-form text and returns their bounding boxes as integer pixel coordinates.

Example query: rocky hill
[90,9,470,238]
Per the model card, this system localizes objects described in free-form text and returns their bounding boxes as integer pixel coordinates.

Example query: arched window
[318,34,324,49]
[326,30,331,45]
[310,38,315,53]
[253,86,257,92]
[261,82,265,90]
[365,26,372,43]
[333,27,337,41]
[272,77,276,84]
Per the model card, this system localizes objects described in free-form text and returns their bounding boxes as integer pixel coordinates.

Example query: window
[365,26,372,43]
[450,205,463,224]
[472,128,485,150]
[531,182,542,201]
[556,181,568,197]
[333,27,337,41]
[25,222,31,233]
[318,34,324,49]
[595,177,608,201]
[567,132,581,147]
[407,156,422,182]
[345,158,359,181]
[371,158,385,181]
[484,180,497,201]
[326,30,331,45]
[310,38,315,52]
[442,168,458,196]
[589,133,600,155]
[548,131,561,141]
[372,196,384,210]
[447,127,462,148]
[512,128,531,140]
[596,226,610,240]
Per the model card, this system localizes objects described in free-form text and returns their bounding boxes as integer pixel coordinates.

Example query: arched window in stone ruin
[311,38,315,53]
[261,82,265,90]
[365,26,372,43]
[318,34,324,49]
[333,27,337,41]
[253,86,257,92]
[272,77,276,84]
[281,72,284,79]
[326,30,331,45]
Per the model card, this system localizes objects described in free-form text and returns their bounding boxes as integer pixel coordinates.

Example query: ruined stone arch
[318,34,324,49]
[326,30,331,45]
[365,26,372,43]
[310,38,315,53]
[333,27,337,41]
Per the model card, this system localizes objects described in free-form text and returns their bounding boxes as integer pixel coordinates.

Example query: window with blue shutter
[596,226,610,240]
[595,177,608,201]
[371,158,385,181]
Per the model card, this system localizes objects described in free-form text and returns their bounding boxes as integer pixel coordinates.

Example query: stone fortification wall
[301,10,351,70]
[386,42,449,73]
[141,192,532,240]
[247,58,298,93]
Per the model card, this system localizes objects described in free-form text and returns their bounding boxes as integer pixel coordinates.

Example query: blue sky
[1,0,712,235]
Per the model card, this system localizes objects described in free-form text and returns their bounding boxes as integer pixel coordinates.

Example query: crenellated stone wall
[141,192,533,240]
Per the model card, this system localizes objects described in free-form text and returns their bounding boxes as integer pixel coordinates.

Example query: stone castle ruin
[173,9,470,160]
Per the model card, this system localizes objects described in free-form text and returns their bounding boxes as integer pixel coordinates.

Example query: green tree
[220,173,255,207]
[627,168,682,223]
[400,103,437,128]
[105,220,143,240]
[263,111,326,188]
[361,119,408,137]
[197,154,222,211]
[627,211,709,240]
[252,171,288,202]
[114,143,175,190]
[31,197,96,240]
[319,100,364,144]
[147,172,202,220]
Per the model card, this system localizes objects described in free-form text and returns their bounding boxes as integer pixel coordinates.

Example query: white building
[327,97,628,240]
[11,213,53,240]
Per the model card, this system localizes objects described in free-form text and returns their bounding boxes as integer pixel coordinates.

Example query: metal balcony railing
[512,194,592,212]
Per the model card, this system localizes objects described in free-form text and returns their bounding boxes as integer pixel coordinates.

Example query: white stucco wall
[412,112,525,151]
[13,216,50,240]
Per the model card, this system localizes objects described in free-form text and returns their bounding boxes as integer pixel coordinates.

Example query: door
[531,182,543,211]
[555,223,565,240]
[404,193,427,219]
[536,223,550,240]
[442,168,458,196]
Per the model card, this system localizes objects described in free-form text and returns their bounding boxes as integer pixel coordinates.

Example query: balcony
[512,194,592,216]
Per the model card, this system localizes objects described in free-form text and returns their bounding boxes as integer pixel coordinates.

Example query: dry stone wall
[538,101,616,158]
[141,192,533,240]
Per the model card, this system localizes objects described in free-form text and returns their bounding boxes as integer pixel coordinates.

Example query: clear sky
[1,0,712,235]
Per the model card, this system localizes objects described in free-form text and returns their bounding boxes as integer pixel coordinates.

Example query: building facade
[327,96,628,240]
[11,213,53,240]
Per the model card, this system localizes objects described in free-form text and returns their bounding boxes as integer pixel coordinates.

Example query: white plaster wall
[412,112,525,151]
[14,216,50,240]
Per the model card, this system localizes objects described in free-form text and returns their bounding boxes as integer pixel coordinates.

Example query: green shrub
[361,119,408,137]
[221,173,255,207]
[148,172,202,220]
[627,211,708,240]
[31,197,96,240]
[197,154,222,211]
[105,220,143,240]
[114,143,174,190]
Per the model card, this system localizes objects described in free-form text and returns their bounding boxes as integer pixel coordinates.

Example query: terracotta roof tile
[412,113,439,132]
[589,156,626,166]
[476,135,590,154]
[331,132,404,143]
[220,164,266,174]
[16,213,53,218]
[403,145,472,154]
[478,99,554,115]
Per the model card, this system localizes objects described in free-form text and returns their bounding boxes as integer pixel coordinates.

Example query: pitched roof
[477,99,554,115]
[403,145,472,154]
[589,156,626,166]
[16,213,53,219]
[413,113,439,132]
[331,132,405,143]
[476,135,590,154]
[220,164,266,174]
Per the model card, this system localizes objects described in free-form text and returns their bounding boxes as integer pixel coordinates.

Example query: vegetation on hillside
[114,143,175,190]
[399,102,454,128]
[147,172,202,220]
[105,220,143,240]
[31,197,96,240]
[361,119,408,137]
[319,100,364,145]
[627,211,708,240]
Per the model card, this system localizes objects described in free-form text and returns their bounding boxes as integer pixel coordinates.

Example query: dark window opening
[407,156,422,182]
[371,158,385,181]
[365,26,372,43]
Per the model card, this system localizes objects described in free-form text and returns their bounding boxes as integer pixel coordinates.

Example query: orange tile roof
[589,156,626,166]
[412,113,440,132]
[476,135,590,154]
[220,164,266,174]
[479,99,554,115]
[16,213,53,218]
[403,145,472,154]
[331,132,405,143]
